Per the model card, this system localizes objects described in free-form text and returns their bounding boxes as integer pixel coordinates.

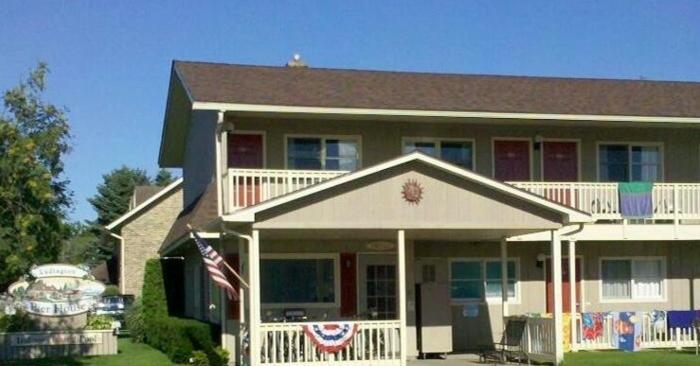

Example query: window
[450,261,482,300]
[403,139,474,169]
[287,137,359,171]
[450,259,518,301]
[601,258,664,300]
[366,265,396,319]
[261,257,336,304]
[599,144,661,182]
[485,261,516,298]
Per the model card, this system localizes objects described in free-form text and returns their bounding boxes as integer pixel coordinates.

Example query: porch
[216,153,591,366]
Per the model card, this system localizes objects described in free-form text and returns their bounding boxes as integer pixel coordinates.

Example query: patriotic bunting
[303,323,359,353]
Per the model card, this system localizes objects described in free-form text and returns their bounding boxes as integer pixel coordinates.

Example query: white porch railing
[509,182,700,222]
[259,320,401,365]
[575,312,699,350]
[225,169,348,213]
[513,316,556,364]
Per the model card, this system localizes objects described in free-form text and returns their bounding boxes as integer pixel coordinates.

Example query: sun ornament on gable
[401,179,424,205]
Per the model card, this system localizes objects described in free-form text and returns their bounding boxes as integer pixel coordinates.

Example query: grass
[564,348,700,365]
[5,337,174,366]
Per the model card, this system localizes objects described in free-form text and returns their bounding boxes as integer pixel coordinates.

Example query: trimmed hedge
[139,259,228,366]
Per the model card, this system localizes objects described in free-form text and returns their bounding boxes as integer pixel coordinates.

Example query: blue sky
[2,1,699,222]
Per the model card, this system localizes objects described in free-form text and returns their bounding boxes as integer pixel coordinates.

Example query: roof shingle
[174,61,700,118]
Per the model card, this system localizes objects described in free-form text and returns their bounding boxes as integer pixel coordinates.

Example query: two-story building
[155,59,700,365]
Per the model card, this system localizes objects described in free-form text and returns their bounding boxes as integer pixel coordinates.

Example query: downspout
[106,231,125,294]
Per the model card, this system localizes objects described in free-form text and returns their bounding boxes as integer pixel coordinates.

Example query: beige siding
[120,189,183,296]
[183,110,218,207]
[228,117,700,182]
[254,163,562,230]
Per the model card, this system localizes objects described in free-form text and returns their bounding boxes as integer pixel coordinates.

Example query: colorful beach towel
[613,312,641,352]
[619,182,653,218]
[582,312,607,341]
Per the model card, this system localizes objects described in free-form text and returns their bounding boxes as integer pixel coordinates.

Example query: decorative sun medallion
[401,179,424,205]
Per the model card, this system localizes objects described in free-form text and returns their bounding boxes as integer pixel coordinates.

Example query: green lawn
[5,338,174,366]
[565,349,700,366]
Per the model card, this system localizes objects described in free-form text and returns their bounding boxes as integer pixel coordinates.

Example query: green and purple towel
[618,182,653,219]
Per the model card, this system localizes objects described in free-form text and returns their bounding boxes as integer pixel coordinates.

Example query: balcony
[223,168,700,224]
[224,168,348,213]
[509,181,700,222]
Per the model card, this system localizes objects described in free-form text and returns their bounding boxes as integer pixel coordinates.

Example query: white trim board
[221,152,593,224]
[191,102,700,125]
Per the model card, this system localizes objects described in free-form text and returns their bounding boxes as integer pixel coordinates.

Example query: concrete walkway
[408,353,484,366]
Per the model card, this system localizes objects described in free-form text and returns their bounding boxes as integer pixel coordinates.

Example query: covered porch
[216,153,591,366]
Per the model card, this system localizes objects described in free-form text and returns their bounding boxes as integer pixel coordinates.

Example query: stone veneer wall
[120,189,182,296]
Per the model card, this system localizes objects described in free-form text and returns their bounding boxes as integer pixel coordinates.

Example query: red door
[542,141,579,206]
[228,133,264,168]
[542,141,578,181]
[228,134,264,206]
[546,258,582,313]
[494,140,531,181]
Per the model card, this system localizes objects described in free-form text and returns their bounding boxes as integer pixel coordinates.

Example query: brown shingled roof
[174,61,700,118]
[161,183,218,252]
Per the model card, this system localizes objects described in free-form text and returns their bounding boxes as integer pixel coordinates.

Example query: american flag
[193,230,239,300]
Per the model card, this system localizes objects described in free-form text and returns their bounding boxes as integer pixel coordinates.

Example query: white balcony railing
[259,320,401,365]
[225,169,347,213]
[509,182,700,221]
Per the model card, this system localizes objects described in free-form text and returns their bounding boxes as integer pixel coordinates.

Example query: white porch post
[397,230,407,366]
[215,110,225,216]
[500,238,509,319]
[248,230,261,366]
[551,230,564,365]
[568,240,577,351]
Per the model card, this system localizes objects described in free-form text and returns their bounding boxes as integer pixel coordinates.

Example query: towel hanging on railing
[618,182,653,219]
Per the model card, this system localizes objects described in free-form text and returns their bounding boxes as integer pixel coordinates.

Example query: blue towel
[667,310,699,329]
[619,182,653,218]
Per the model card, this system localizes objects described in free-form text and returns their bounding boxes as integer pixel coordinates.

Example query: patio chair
[478,318,528,365]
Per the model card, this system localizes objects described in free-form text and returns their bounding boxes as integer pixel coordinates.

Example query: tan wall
[228,117,700,182]
[183,110,218,207]
[120,189,183,296]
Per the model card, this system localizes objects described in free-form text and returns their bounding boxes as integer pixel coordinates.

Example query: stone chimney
[286,53,308,68]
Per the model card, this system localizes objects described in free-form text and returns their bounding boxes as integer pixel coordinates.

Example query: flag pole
[188,223,250,289]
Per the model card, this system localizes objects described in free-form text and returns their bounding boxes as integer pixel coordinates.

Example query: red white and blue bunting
[302,323,359,353]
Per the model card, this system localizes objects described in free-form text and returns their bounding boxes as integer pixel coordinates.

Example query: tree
[154,169,175,187]
[0,63,72,288]
[59,221,100,266]
[88,166,151,226]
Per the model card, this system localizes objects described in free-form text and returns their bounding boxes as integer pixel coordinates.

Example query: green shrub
[141,259,168,318]
[138,259,227,365]
[0,310,37,332]
[85,314,114,330]
[102,284,120,297]
[190,350,209,366]
[125,300,146,342]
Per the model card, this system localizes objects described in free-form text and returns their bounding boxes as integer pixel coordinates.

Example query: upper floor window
[598,143,662,182]
[286,136,360,171]
[403,138,474,169]
[601,258,664,300]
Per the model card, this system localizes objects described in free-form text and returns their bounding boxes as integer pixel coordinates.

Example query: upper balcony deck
[223,168,700,225]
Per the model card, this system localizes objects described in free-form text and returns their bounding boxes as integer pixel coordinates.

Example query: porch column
[248,230,261,366]
[550,230,564,365]
[397,230,407,366]
[568,240,577,351]
[500,238,509,319]
[215,110,225,216]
